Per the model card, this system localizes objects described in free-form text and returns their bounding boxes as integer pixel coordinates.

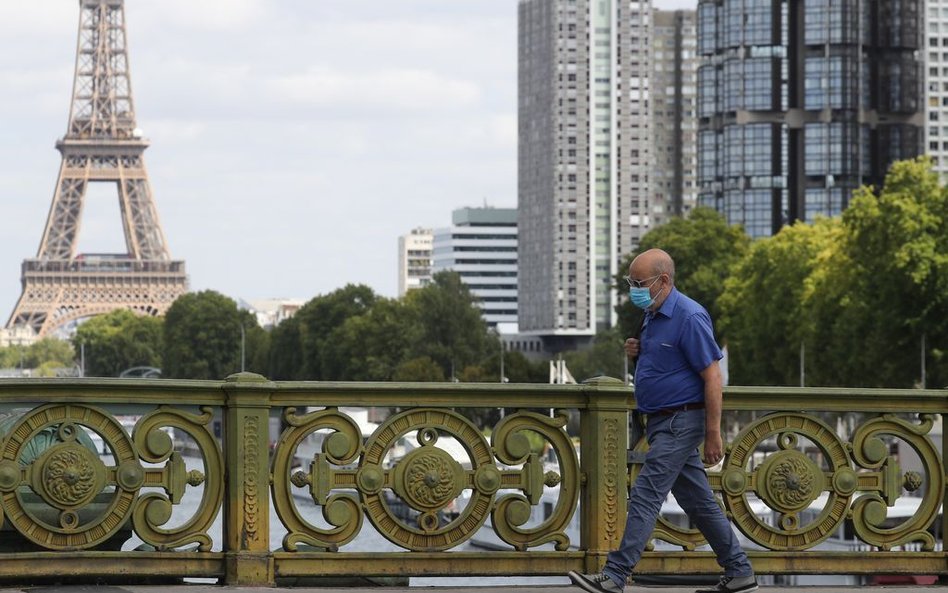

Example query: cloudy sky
[0,0,695,320]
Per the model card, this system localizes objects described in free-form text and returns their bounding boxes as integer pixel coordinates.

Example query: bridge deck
[1,586,942,593]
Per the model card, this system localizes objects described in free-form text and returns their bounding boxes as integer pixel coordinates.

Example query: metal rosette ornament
[0,404,144,550]
[722,412,855,550]
[360,408,496,551]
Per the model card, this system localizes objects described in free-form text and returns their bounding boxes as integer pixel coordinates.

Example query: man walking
[568,249,756,593]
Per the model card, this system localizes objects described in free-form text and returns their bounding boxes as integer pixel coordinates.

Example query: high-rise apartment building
[697,0,923,238]
[518,0,652,347]
[651,9,699,226]
[432,207,518,328]
[925,0,948,179]
[397,228,433,297]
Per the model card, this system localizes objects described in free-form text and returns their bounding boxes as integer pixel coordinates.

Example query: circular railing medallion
[723,412,852,550]
[757,450,823,514]
[394,446,464,512]
[0,404,140,550]
[34,444,105,509]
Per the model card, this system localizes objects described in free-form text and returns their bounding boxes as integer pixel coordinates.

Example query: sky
[0,0,696,321]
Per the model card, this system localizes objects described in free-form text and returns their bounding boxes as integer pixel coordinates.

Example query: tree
[403,271,496,379]
[807,158,948,387]
[562,327,627,383]
[268,316,304,380]
[323,297,418,381]
[290,284,378,380]
[25,338,76,370]
[499,350,550,383]
[162,291,264,380]
[392,356,445,382]
[0,346,23,368]
[718,218,841,385]
[0,339,75,371]
[616,207,750,339]
[72,310,161,377]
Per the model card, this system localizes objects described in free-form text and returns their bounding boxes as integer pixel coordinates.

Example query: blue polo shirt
[633,287,722,414]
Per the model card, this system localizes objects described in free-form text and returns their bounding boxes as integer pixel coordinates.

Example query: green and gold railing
[0,373,944,585]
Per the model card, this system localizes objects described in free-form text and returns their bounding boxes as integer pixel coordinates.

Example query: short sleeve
[680,310,723,373]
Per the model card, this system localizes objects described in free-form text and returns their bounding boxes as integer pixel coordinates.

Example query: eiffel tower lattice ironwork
[6,0,188,337]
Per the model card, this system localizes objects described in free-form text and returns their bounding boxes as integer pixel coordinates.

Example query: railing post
[223,372,275,586]
[580,376,630,573]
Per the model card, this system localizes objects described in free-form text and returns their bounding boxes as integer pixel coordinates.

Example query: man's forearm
[702,361,723,435]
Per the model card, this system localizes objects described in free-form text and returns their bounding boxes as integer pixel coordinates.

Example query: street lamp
[239,323,246,373]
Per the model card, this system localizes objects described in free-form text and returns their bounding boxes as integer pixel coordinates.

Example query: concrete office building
[697,0,923,238]
[432,208,518,328]
[397,228,433,297]
[925,0,948,180]
[652,9,699,226]
[518,0,652,348]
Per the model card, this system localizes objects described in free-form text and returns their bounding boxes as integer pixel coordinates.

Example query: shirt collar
[652,286,680,319]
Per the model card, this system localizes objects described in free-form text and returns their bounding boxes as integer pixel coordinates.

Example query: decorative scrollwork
[849,414,943,550]
[490,410,579,551]
[130,406,223,551]
[361,408,494,551]
[0,404,139,550]
[723,412,851,550]
[271,407,364,551]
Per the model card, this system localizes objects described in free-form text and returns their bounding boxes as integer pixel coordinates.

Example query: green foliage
[266,274,501,383]
[806,157,948,387]
[718,218,840,385]
[292,284,378,380]
[0,338,75,371]
[403,271,496,379]
[562,328,627,383]
[617,207,749,339]
[325,297,418,381]
[719,157,947,387]
[458,364,493,382]
[268,316,303,380]
[72,310,161,377]
[162,291,266,380]
[0,347,21,368]
[392,356,445,382]
[467,348,549,384]
[499,350,549,383]
[34,361,65,378]
[25,338,76,369]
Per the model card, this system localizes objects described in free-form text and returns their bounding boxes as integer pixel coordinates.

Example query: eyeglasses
[624,274,661,289]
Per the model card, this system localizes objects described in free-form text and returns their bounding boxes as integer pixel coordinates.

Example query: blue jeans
[602,409,753,587]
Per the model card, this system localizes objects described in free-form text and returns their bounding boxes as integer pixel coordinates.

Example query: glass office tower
[697,0,923,238]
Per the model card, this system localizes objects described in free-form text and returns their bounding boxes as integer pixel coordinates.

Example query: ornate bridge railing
[0,373,944,585]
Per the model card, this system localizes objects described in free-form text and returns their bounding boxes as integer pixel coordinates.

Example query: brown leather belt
[651,401,705,416]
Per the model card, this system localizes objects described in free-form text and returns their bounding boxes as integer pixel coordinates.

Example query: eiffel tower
[6,0,188,337]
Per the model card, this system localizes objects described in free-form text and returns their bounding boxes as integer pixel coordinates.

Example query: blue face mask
[629,287,654,310]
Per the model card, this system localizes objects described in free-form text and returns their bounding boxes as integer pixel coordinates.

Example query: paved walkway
[6,586,948,593]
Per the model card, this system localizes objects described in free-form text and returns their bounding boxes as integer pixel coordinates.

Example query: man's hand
[703,431,724,466]
[624,337,640,359]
